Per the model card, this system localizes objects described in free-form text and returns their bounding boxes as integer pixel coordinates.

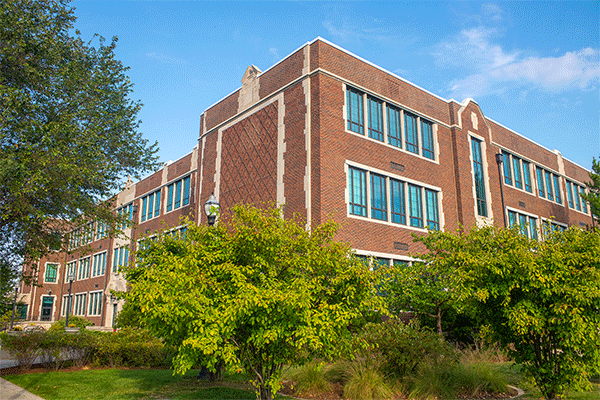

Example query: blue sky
[71,1,599,170]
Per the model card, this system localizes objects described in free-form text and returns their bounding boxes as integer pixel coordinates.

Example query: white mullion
[400,109,405,149]
[385,177,391,222]
[366,171,372,219]
[416,116,422,156]
[382,102,388,144]
[421,186,426,228]
[363,93,368,135]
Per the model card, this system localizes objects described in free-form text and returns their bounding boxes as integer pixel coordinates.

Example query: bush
[92,328,173,368]
[285,361,331,395]
[49,316,94,331]
[339,358,393,400]
[356,319,458,378]
[0,331,44,369]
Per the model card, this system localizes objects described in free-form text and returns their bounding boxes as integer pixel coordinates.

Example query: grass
[3,368,289,400]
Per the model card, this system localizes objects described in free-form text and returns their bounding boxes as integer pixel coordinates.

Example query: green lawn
[3,365,598,399]
[2,368,281,400]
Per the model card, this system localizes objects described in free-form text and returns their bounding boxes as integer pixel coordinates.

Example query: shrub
[92,328,172,368]
[340,358,393,400]
[0,331,44,369]
[49,316,94,331]
[356,319,458,378]
[285,361,331,395]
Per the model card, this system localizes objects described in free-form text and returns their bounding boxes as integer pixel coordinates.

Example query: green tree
[582,157,600,224]
[384,261,454,336]
[0,0,159,294]
[416,225,600,400]
[124,205,382,400]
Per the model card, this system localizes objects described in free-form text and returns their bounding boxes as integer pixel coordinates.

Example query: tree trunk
[258,384,273,400]
[436,306,443,336]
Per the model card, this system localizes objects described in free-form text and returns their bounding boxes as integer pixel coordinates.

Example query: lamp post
[495,152,507,227]
[204,194,220,226]
[65,272,74,328]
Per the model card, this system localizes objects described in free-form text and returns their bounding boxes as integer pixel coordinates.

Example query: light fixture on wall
[204,194,220,226]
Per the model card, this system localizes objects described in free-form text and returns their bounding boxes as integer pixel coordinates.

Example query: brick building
[19,38,593,329]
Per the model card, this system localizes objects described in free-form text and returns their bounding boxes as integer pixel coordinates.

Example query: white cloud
[435,28,600,99]
[481,3,503,21]
[269,47,280,62]
[146,52,187,66]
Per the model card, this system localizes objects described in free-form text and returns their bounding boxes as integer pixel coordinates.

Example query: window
[471,138,487,217]
[96,221,108,240]
[346,87,364,134]
[77,257,91,280]
[141,189,161,222]
[522,161,532,192]
[372,257,390,270]
[502,151,512,185]
[370,173,387,220]
[408,184,423,228]
[113,246,130,273]
[61,295,72,316]
[574,184,582,211]
[44,263,58,283]
[580,187,588,213]
[166,176,191,212]
[536,167,545,198]
[91,252,107,278]
[74,293,87,316]
[349,167,367,216]
[553,175,562,204]
[425,189,440,230]
[368,96,383,141]
[512,156,523,189]
[546,173,554,201]
[387,105,402,148]
[116,203,134,229]
[566,180,574,208]
[421,120,434,160]
[68,222,94,250]
[508,210,538,239]
[404,112,419,154]
[347,165,440,230]
[88,291,103,316]
[390,179,406,225]
[65,261,76,282]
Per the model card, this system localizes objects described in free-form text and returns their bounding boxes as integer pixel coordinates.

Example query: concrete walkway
[0,377,45,400]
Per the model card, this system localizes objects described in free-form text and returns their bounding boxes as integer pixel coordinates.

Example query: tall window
[425,189,439,230]
[346,87,364,134]
[408,184,423,228]
[44,263,58,283]
[512,156,523,189]
[141,189,161,222]
[65,261,76,282]
[61,295,72,316]
[536,167,545,198]
[471,138,487,217]
[574,184,582,211]
[387,105,402,148]
[508,211,538,239]
[390,179,406,225]
[88,291,103,316]
[113,246,130,273]
[421,120,434,160]
[553,175,562,204]
[522,161,532,192]
[74,293,87,316]
[404,112,419,154]
[370,173,387,220]
[368,96,384,141]
[544,171,554,201]
[166,176,191,212]
[502,151,512,185]
[580,187,588,213]
[78,257,91,280]
[96,221,108,240]
[566,181,574,208]
[348,167,367,216]
[91,252,107,278]
[116,203,134,229]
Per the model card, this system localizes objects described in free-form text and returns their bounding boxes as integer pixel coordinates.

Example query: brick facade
[20,38,593,329]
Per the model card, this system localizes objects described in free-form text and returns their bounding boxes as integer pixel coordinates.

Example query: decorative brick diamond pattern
[220,103,279,210]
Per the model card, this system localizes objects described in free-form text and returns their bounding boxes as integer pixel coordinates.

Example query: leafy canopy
[416,225,600,400]
[125,205,382,400]
[582,156,600,223]
[0,0,159,292]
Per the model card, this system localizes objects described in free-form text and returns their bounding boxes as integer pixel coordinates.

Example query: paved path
[0,377,45,400]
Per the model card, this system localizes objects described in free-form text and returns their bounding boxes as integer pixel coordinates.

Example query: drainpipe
[495,152,507,227]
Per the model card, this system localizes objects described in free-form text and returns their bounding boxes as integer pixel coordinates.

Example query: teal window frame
[370,173,387,220]
[390,178,406,225]
[347,87,364,134]
[512,156,523,189]
[387,105,402,148]
[368,96,384,141]
[425,189,439,230]
[408,184,423,228]
[536,167,545,198]
[522,161,532,192]
[544,171,554,201]
[503,151,512,185]
[404,112,419,154]
[349,166,367,216]
[553,175,562,204]
[471,138,488,217]
[421,119,434,160]
[45,263,58,283]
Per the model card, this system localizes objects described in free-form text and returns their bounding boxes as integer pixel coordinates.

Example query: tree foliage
[582,156,600,224]
[415,225,600,400]
[124,205,382,400]
[0,0,159,292]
